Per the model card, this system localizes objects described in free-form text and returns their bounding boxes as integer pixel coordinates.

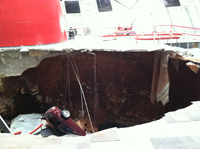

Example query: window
[96,0,112,12]
[163,0,181,7]
[65,1,81,13]
[48,115,61,127]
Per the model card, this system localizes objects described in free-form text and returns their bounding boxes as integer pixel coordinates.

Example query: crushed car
[43,106,86,136]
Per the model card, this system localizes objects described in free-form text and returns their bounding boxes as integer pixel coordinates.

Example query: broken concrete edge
[0,47,162,53]
[170,52,200,73]
[0,37,175,52]
[176,51,200,64]
[0,44,168,80]
[186,62,200,73]
[169,47,200,63]
[183,57,200,64]
[0,50,68,83]
[90,127,119,142]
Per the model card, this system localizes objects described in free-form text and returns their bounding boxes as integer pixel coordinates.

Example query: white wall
[156,0,200,34]
[60,0,200,35]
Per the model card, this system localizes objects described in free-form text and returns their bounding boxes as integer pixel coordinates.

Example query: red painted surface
[118,26,133,31]
[44,106,86,136]
[14,131,22,135]
[135,36,180,40]
[156,24,200,30]
[102,33,182,37]
[0,0,66,47]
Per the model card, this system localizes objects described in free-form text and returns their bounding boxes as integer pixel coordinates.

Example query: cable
[131,0,139,9]
[64,55,68,108]
[87,52,98,128]
[67,53,71,103]
[64,52,72,109]
[114,0,130,9]
[29,123,43,134]
[69,53,84,118]
[69,55,95,133]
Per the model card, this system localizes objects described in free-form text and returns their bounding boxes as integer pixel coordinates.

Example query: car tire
[61,109,70,120]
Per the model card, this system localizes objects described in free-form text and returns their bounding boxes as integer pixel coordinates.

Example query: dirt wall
[0,51,199,132]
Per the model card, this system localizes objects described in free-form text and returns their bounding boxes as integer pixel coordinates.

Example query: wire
[64,55,68,108]
[87,52,98,128]
[64,52,72,109]
[69,53,84,118]
[69,55,95,133]
[29,123,43,134]
[131,0,139,9]
[114,0,130,9]
[67,53,71,103]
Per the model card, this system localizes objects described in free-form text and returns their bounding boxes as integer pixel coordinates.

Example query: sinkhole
[0,50,200,132]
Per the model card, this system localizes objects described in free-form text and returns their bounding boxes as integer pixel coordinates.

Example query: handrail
[156,25,200,30]
[156,24,200,39]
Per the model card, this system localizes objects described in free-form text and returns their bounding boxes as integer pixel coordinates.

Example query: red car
[43,106,86,136]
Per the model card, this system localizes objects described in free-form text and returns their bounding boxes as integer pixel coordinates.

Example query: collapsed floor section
[0,51,199,132]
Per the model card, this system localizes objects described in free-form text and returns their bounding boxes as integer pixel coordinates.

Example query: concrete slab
[10,113,42,135]
[150,135,200,149]
[90,127,119,142]
[164,102,200,123]
[0,134,90,149]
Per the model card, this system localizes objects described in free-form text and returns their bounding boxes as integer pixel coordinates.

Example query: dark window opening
[96,0,112,12]
[163,0,181,7]
[48,115,61,127]
[65,1,80,13]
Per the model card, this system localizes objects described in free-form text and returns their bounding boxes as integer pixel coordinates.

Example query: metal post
[0,116,12,134]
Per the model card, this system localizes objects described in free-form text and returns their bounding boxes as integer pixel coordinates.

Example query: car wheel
[61,109,70,120]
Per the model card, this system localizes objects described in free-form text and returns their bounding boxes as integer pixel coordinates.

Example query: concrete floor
[1,35,199,61]
[1,35,199,65]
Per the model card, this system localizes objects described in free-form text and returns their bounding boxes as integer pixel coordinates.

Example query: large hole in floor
[0,51,200,132]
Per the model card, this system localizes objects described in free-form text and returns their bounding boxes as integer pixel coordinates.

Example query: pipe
[29,123,43,134]
[14,131,22,135]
